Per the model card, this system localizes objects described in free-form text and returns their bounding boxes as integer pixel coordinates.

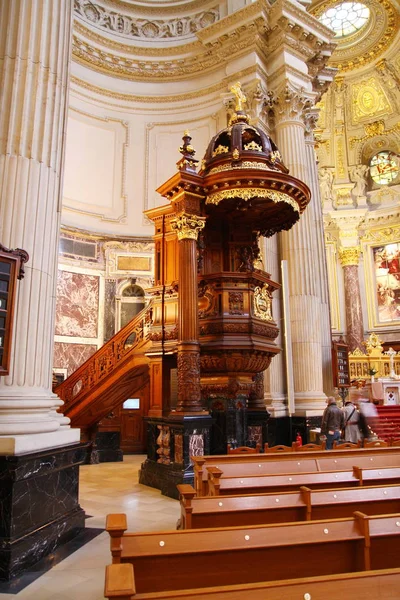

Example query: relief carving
[198,282,218,318]
[228,291,244,315]
[177,352,201,404]
[156,425,171,464]
[253,285,273,322]
[200,351,273,373]
[74,1,219,40]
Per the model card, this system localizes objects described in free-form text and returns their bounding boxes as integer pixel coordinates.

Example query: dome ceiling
[310,0,399,72]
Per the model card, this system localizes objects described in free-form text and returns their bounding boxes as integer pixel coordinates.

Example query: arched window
[369,151,399,186]
[116,282,146,331]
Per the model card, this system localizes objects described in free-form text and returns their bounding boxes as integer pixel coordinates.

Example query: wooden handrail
[55,301,153,411]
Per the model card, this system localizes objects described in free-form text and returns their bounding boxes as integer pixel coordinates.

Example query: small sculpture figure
[318,167,334,204]
[230,81,247,112]
[350,164,369,198]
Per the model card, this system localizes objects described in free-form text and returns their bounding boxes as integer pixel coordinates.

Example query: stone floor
[0,455,180,599]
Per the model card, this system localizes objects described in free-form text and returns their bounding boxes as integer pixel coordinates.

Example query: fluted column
[272,87,326,413]
[304,112,334,395]
[173,214,206,413]
[338,247,364,352]
[0,0,79,454]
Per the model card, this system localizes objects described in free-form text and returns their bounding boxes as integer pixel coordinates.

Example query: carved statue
[230,81,247,112]
[350,164,369,198]
[318,167,334,204]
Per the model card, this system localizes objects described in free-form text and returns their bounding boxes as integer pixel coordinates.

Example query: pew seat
[105,565,400,600]
[177,483,400,529]
[105,512,400,595]
[206,465,400,496]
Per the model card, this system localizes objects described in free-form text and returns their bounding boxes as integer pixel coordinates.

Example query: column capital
[267,84,314,127]
[338,246,361,267]
[171,213,206,241]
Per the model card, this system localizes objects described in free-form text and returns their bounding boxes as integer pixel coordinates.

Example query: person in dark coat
[321,396,345,449]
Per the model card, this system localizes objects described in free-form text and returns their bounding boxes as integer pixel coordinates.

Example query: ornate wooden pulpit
[139,84,310,495]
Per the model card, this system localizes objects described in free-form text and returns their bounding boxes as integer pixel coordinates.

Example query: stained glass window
[370,151,399,186]
[319,2,370,38]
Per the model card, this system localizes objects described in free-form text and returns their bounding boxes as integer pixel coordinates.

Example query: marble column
[0,0,80,454]
[338,247,364,352]
[304,112,334,395]
[272,87,326,414]
[173,215,205,413]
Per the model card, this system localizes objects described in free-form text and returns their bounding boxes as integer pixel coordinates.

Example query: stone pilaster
[304,111,334,396]
[172,214,206,413]
[338,247,364,352]
[272,86,326,414]
[0,0,80,454]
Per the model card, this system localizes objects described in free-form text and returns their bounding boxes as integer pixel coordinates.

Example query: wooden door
[120,384,149,453]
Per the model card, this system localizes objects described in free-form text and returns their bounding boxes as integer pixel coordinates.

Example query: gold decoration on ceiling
[205,188,300,213]
[351,78,392,123]
[350,120,400,148]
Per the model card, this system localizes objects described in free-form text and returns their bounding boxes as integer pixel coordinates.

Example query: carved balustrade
[56,301,153,411]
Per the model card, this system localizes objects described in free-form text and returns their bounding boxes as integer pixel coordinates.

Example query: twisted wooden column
[172,214,205,413]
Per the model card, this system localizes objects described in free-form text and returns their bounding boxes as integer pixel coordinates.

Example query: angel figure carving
[318,167,334,204]
[350,164,369,198]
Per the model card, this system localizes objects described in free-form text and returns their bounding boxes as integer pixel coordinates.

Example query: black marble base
[266,416,323,447]
[0,526,103,594]
[84,431,123,464]
[139,459,189,499]
[0,443,87,581]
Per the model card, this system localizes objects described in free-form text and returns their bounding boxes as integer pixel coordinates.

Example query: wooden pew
[206,465,400,496]
[177,483,400,529]
[105,512,400,595]
[193,447,400,496]
[105,565,400,600]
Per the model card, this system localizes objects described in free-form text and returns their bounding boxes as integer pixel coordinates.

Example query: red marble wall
[54,342,98,378]
[55,270,99,337]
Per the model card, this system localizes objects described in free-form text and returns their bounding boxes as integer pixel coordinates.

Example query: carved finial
[177,130,198,172]
[230,82,247,111]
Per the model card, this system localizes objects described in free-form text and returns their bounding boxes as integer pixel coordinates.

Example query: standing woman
[343,399,362,443]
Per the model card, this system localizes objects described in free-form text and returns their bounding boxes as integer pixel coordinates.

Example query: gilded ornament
[350,121,400,149]
[171,214,206,241]
[232,148,240,160]
[213,145,229,157]
[209,161,270,175]
[338,247,361,267]
[253,285,273,322]
[205,188,300,213]
[270,150,282,164]
[244,141,262,151]
[230,82,247,112]
[351,79,392,123]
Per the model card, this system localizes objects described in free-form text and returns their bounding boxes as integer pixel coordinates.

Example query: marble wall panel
[189,434,204,460]
[55,270,99,337]
[54,342,98,377]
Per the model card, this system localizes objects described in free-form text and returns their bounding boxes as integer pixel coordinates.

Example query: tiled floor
[0,456,180,600]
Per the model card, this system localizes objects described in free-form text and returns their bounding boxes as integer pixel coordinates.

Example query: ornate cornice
[74,0,219,41]
[338,246,361,266]
[205,188,300,213]
[171,214,206,240]
[349,120,400,149]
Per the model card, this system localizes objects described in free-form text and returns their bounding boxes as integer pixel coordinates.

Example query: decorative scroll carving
[171,214,206,241]
[200,323,249,335]
[228,291,244,315]
[0,243,29,279]
[198,282,218,318]
[156,425,171,464]
[254,285,273,322]
[251,323,279,339]
[200,351,274,374]
[338,247,361,267]
[350,120,400,149]
[74,1,219,40]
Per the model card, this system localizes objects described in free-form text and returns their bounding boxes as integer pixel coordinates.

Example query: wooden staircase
[370,405,400,442]
[56,302,153,430]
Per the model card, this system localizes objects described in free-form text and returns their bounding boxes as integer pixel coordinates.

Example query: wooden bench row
[105,565,400,599]
[105,512,400,597]
[178,482,400,528]
[206,465,400,495]
[193,446,400,495]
